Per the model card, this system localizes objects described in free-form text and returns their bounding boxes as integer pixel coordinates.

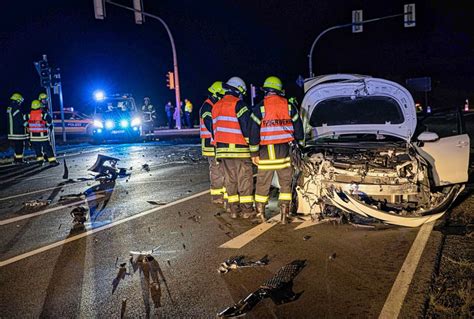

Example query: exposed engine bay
[295,142,462,227]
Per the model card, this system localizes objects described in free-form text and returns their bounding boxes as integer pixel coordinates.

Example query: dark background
[0,0,472,131]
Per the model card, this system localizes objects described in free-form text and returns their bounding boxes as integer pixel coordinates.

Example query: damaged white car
[295,74,470,227]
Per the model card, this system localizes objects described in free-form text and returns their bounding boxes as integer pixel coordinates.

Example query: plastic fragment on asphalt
[62,159,69,180]
[23,199,51,208]
[120,299,127,319]
[303,235,311,241]
[218,255,269,273]
[147,200,167,206]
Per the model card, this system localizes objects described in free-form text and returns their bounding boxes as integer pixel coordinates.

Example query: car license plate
[111,130,125,134]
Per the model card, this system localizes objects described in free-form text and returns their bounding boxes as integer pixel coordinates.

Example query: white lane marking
[0,180,91,202]
[378,221,435,319]
[0,195,105,226]
[0,190,209,268]
[219,215,280,249]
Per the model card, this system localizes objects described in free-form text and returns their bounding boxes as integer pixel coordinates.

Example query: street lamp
[93,0,183,129]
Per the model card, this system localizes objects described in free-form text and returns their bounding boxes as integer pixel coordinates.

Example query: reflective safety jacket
[6,104,27,140]
[185,101,193,113]
[260,95,294,145]
[199,97,216,157]
[26,110,52,142]
[212,93,251,159]
[141,104,156,122]
[249,94,304,170]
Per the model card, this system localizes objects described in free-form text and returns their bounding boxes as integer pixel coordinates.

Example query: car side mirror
[418,131,439,142]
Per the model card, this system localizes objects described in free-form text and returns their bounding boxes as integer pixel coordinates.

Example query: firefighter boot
[229,203,241,219]
[242,208,257,219]
[280,203,290,225]
[255,202,266,223]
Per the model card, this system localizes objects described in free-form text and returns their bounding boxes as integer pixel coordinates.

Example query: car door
[414,109,470,186]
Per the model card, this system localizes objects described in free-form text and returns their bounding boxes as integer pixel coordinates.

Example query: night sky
[1,0,472,131]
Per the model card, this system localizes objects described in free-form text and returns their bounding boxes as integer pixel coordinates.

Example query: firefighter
[6,93,28,163]
[212,77,254,218]
[200,81,226,205]
[25,100,58,165]
[141,96,156,134]
[249,76,304,223]
[38,92,49,111]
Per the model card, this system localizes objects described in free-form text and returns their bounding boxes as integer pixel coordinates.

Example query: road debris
[112,262,129,294]
[120,298,127,319]
[329,253,337,260]
[303,235,311,241]
[24,199,50,208]
[71,206,88,229]
[188,215,201,223]
[142,163,150,172]
[147,200,167,206]
[218,255,269,274]
[62,159,69,180]
[59,193,85,201]
[89,154,127,183]
[182,243,186,249]
[217,260,306,317]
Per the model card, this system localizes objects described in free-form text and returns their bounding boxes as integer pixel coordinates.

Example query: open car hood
[301,75,417,141]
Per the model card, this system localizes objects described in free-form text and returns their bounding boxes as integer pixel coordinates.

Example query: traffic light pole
[308,12,407,77]
[106,0,182,129]
[45,85,56,151]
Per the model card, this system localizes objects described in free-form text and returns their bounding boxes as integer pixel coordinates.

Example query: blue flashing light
[120,119,129,128]
[105,120,114,129]
[97,128,103,133]
[94,90,105,101]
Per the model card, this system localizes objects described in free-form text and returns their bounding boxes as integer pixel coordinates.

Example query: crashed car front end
[295,75,468,227]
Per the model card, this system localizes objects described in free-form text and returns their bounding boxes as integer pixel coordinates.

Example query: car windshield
[96,98,134,113]
[309,96,404,127]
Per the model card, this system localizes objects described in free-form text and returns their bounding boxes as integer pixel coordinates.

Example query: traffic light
[133,0,145,24]
[404,3,416,27]
[352,10,363,33]
[93,0,106,20]
[166,71,175,90]
[39,60,51,87]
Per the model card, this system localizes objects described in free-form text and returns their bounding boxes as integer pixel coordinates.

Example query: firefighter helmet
[263,76,283,92]
[225,77,247,95]
[31,100,42,110]
[10,93,24,103]
[38,93,48,100]
[208,81,224,96]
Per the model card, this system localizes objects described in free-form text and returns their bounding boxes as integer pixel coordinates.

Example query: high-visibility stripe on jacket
[212,95,247,146]
[200,98,213,140]
[28,110,47,133]
[260,95,294,145]
[7,107,28,140]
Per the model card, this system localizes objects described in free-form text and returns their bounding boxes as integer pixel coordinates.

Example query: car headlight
[105,120,115,129]
[131,117,141,126]
[120,119,129,128]
[93,119,103,128]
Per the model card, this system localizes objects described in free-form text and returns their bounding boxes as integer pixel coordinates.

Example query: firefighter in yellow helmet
[25,100,58,165]
[199,81,226,205]
[38,93,49,111]
[6,93,28,163]
[249,76,304,223]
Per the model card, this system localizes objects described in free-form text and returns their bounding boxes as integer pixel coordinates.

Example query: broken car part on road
[218,255,269,273]
[295,74,469,227]
[89,154,128,183]
[218,260,306,318]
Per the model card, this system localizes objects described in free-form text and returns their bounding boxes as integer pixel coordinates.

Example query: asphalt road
[0,140,450,318]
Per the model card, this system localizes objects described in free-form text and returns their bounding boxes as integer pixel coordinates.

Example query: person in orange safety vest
[211,76,254,219]
[249,76,304,223]
[200,81,226,205]
[24,100,58,165]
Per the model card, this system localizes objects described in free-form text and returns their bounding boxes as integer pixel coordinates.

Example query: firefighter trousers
[9,139,25,161]
[255,166,293,205]
[208,157,225,201]
[31,140,56,162]
[220,158,254,213]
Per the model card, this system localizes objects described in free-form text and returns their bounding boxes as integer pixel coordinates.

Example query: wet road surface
[0,141,447,318]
